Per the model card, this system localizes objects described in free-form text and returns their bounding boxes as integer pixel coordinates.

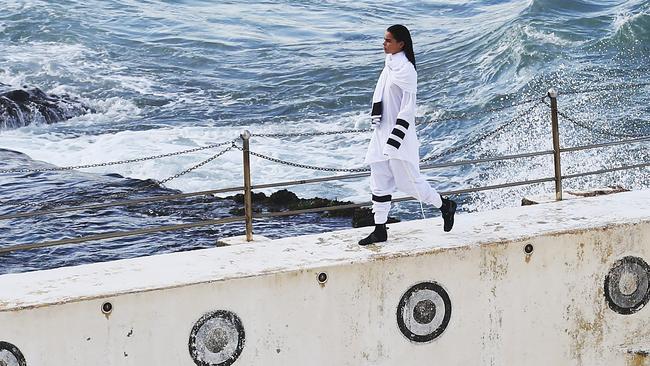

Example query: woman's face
[383,31,404,54]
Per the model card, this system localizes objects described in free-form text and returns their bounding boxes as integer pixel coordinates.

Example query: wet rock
[228,206,262,216]
[268,189,299,206]
[227,189,400,228]
[231,192,268,205]
[0,86,93,129]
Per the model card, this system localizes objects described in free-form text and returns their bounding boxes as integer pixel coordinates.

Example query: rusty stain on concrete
[576,242,586,264]
[566,282,606,366]
[480,245,508,366]
[627,351,649,366]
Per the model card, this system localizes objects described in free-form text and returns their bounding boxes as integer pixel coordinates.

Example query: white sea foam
[1,42,89,76]
[612,9,646,34]
[0,70,27,88]
[0,41,161,97]
[87,97,141,120]
[521,24,575,47]
[3,89,646,214]
[1,1,647,217]
[0,114,376,199]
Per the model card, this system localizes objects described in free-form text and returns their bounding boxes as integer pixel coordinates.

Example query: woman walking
[359,24,457,246]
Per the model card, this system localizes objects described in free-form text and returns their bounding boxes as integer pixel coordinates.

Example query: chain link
[237,102,541,172]
[2,84,645,211]
[158,143,235,185]
[252,128,372,138]
[558,110,649,139]
[420,101,542,163]
[1,144,236,210]
[541,97,649,139]
[418,97,539,126]
[251,97,540,140]
[235,145,370,172]
[0,139,237,174]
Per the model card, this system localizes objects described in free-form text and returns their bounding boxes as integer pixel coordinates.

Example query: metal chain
[541,97,649,139]
[417,97,539,126]
[158,143,235,185]
[4,83,644,210]
[252,97,540,139]
[240,83,647,141]
[252,128,372,138]
[235,145,370,172]
[237,102,541,172]
[0,139,237,174]
[558,109,649,139]
[420,101,542,163]
[1,144,236,210]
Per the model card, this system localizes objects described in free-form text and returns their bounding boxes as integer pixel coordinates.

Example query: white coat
[364,51,419,166]
[363,51,443,224]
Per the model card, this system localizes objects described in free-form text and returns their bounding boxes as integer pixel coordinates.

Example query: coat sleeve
[396,90,416,124]
[384,89,416,154]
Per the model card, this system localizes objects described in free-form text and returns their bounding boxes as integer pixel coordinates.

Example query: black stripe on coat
[391,128,405,139]
[371,101,382,117]
[387,138,401,149]
[372,194,392,203]
[396,118,409,129]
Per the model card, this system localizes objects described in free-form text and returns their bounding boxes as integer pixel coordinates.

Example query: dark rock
[286,197,349,211]
[268,189,300,206]
[0,86,93,129]
[227,188,401,228]
[521,197,538,206]
[229,207,262,216]
[229,207,245,216]
[105,173,125,179]
[231,192,268,204]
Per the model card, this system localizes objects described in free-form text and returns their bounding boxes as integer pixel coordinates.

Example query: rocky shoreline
[226,189,399,228]
[0,84,93,129]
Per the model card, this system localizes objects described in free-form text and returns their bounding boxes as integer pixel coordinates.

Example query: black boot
[358,224,387,246]
[439,196,457,232]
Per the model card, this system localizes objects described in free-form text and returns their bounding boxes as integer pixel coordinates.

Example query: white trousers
[370,159,442,224]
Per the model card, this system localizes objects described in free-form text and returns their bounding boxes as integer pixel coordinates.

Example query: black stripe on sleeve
[396,119,410,129]
[372,194,392,203]
[391,128,405,139]
[387,138,401,149]
[371,101,382,117]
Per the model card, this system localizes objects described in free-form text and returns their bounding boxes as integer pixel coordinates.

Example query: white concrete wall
[1,190,649,366]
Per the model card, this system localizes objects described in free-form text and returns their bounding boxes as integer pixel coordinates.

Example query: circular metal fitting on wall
[101,302,113,315]
[317,272,328,284]
[397,282,452,343]
[0,341,27,366]
[189,310,245,366]
[524,244,534,255]
[604,256,650,315]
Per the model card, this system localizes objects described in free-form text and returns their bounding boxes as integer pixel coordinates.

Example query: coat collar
[385,51,408,70]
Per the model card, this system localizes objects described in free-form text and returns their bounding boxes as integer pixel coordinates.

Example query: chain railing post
[548,88,563,201]
[241,130,253,241]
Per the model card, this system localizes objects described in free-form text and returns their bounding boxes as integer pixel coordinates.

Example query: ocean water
[0,0,648,274]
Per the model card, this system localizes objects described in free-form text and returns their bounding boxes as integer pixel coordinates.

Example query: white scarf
[372,51,417,105]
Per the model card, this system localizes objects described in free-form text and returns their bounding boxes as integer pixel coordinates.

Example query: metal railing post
[548,88,563,200]
[241,130,254,241]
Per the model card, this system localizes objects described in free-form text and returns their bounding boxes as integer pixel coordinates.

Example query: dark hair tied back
[387,24,416,70]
